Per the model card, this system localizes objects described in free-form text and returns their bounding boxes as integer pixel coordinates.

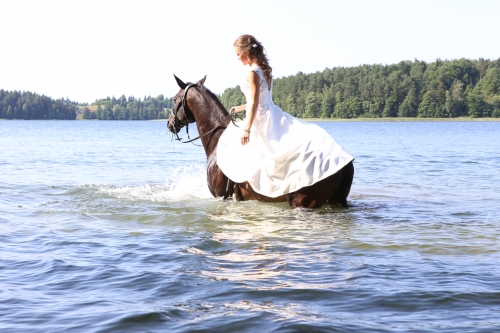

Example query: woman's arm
[230,104,247,114]
[241,71,260,145]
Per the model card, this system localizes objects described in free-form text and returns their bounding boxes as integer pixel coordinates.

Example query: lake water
[1,120,500,332]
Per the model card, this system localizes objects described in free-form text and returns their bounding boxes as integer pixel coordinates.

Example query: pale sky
[1,0,499,104]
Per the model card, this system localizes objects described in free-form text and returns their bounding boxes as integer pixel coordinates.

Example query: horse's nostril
[167,121,180,134]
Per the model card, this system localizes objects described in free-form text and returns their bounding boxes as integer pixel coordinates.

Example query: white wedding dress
[217,65,354,198]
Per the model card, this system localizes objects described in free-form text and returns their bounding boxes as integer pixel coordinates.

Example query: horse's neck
[193,90,232,198]
[193,92,230,158]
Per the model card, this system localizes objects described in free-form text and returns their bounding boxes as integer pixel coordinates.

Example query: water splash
[81,164,213,202]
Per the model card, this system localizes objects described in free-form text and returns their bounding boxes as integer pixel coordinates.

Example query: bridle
[169,83,242,145]
[170,83,197,142]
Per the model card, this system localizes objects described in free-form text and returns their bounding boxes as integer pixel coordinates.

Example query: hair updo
[234,34,273,83]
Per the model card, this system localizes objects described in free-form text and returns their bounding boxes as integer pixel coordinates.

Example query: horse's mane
[194,83,230,117]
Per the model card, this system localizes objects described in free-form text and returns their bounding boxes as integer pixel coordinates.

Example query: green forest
[0,90,174,120]
[0,90,77,120]
[220,58,500,118]
[83,95,174,120]
[2,58,500,120]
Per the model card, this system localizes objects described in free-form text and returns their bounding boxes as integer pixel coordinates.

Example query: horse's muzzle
[167,114,181,134]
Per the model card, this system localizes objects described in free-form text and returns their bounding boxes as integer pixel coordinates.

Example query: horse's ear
[174,74,187,89]
[197,75,207,85]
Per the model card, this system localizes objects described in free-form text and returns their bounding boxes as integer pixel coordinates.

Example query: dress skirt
[216,101,354,198]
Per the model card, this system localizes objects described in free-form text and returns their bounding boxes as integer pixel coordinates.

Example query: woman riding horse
[168,34,354,208]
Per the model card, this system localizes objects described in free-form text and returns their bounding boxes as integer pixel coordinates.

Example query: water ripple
[1,121,500,332]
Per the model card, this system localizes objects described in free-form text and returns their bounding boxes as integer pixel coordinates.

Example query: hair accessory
[252,44,257,48]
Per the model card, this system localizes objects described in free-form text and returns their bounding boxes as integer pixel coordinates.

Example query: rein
[170,83,243,145]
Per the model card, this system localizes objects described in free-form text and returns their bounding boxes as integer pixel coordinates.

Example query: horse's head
[167,74,207,135]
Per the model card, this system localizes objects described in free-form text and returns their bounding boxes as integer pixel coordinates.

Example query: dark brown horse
[167,75,354,209]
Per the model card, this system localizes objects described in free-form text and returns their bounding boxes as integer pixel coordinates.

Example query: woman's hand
[241,129,250,145]
[230,107,236,115]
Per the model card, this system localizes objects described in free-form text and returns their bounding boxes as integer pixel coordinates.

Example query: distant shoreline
[303,117,500,122]
[152,117,500,122]
[2,117,499,122]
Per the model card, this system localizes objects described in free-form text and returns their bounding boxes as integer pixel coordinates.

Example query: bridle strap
[181,83,197,108]
[177,112,243,144]
[171,83,198,143]
[173,83,197,121]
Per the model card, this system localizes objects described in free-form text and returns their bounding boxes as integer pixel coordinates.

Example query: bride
[217,34,354,198]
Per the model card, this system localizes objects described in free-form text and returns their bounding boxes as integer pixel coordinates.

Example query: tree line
[3,58,499,120]
[82,95,174,120]
[220,58,500,118]
[0,90,77,120]
[0,90,174,120]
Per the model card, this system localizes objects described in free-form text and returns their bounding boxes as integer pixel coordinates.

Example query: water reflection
[182,201,358,285]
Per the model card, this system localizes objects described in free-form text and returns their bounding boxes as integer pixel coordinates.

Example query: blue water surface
[1,120,500,332]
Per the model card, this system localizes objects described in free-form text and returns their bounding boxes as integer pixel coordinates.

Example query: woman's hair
[234,34,273,83]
